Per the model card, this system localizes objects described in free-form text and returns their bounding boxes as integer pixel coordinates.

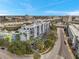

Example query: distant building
[72,16,79,21]
[0,16,5,22]
[68,24,79,55]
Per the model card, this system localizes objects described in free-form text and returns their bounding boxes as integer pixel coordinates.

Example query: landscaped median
[41,28,61,59]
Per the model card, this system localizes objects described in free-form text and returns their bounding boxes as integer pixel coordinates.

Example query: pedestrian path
[64,32,75,59]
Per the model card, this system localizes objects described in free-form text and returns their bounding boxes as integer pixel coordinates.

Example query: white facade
[0,31,19,41]
[0,19,51,41]
[68,24,79,48]
[18,19,50,41]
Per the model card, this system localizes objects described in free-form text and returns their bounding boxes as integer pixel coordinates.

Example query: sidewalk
[64,32,75,59]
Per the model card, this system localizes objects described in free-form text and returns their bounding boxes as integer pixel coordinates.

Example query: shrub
[8,40,33,55]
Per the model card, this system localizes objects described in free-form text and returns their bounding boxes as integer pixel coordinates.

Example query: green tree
[0,39,4,46]
[8,40,33,55]
[44,39,52,48]
[4,35,12,42]
[16,34,20,40]
[8,40,25,55]
[34,39,45,52]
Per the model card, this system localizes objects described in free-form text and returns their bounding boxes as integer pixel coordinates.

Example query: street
[59,28,74,59]
[0,49,13,59]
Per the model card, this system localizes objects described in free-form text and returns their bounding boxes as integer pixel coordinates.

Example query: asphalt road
[59,28,73,59]
[0,49,13,59]
[0,49,33,59]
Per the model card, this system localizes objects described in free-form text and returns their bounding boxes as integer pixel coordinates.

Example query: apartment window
[24,28,26,30]
[30,28,34,34]
[41,24,43,33]
[37,26,39,36]
[27,28,29,30]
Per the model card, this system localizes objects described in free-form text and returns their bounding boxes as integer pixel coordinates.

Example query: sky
[0,0,79,16]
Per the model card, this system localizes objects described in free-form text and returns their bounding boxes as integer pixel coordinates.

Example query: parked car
[0,47,5,50]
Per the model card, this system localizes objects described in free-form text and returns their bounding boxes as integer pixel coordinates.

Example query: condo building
[0,19,51,41]
[68,24,79,55]
[18,19,50,41]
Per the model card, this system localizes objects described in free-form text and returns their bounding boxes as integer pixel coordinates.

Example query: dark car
[0,47,5,50]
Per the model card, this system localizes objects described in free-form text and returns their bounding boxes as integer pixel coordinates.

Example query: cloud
[0,0,12,4]
[20,2,35,11]
[0,10,25,15]
[0,10,10,15]
[19,2,36,15]
[0,0,36,15]
[44,10,79,16]
[67,11,79,16]
[44,10,67,15]
[38,0,72,10]
[47,0,67,6]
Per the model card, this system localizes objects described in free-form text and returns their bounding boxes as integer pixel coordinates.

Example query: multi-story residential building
[18,19,50,41]
[68,24,79,55]
[0,19,51,41]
